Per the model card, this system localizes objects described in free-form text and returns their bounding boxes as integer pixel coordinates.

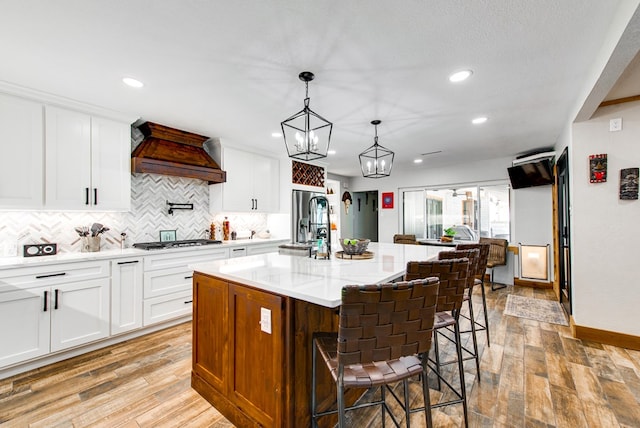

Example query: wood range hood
[131,121,226,184]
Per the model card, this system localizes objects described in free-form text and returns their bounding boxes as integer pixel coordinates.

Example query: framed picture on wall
[382,192,394,209]
[589,154,607,183]
[620,167,639,200]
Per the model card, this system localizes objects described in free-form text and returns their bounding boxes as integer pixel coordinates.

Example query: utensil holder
[81,236,101,252]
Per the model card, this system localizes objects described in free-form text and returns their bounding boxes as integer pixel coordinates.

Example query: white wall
[571,101,640,336]
[512,186,554,281]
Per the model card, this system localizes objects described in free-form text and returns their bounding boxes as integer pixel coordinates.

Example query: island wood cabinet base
[191,272,363,428]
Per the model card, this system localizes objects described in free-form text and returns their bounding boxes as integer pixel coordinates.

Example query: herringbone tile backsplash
[0,174,267,255]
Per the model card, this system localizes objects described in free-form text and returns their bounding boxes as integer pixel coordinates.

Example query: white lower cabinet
[246,242,281,255]
[111,258,143,335]
[229,246,247,258]
[0,260,110,369]
[142,247,229,326]
[143,289,193,326]
[49,278,110,352]
[0,286,50,367]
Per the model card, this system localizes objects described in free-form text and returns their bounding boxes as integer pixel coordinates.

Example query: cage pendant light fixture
[281,71,333,161]
[359,120,394,178]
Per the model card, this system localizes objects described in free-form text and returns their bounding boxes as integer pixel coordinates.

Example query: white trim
[0,80,138,123]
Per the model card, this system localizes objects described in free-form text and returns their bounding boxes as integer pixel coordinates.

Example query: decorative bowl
[340,238,370,255]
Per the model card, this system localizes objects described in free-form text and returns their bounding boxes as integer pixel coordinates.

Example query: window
[401,183,510,241]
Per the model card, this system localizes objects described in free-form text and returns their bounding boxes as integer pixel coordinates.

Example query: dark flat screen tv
[508,158,554,189]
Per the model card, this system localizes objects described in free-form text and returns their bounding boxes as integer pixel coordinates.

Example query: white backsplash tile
[0,173,268,255]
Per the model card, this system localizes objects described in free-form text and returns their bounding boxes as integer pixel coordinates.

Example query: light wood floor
[1,285,640,427]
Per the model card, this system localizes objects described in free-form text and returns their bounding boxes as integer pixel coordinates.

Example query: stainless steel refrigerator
[291,189,330,245]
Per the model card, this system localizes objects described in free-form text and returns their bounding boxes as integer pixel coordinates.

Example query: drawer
[143,267,193,299]
[246,243,279,256]
[143,290,192,326]
[0,260,110,292]
[144,247,229,271]
[229,247,247,258]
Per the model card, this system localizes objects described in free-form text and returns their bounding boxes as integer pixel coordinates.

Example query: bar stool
[437,249,481,380]
[404,258,470,427]
[456,242,491,346]
[311,277,440,428]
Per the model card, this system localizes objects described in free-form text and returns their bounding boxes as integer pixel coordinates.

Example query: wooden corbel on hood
[131,121,226,184]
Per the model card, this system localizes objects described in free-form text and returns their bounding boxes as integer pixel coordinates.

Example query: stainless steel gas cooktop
[133,239,222,250]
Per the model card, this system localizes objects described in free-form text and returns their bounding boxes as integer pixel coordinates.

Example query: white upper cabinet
[45,106,131,211]
[0,93,44,209]
[210,147,280,213]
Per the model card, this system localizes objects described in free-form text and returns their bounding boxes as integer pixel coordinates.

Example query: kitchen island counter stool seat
[311,278,440,428]
[437,249,482,380]
[404,258,470,427]
[455,242,491,346]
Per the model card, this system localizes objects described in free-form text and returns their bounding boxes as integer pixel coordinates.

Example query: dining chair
[311,277,440,428]
[479,237,508,290]
[404,258,470,427]
[393,234,418,245]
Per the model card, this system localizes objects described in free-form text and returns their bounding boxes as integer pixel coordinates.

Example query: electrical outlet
[610,118,622,132]
[260,307,272,334]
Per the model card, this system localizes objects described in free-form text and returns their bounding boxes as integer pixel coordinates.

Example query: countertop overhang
[190,242,443,308]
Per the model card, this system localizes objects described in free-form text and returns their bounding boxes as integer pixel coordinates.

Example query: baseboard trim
[571,316,640,350]
[513,278,553,289]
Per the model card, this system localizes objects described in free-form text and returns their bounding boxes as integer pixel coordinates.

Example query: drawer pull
[43,290,48,312]
[35,272,66,279]
[184,300,193,304]
[54,289,59,310]
[233,248,244,252]
[117,260,140,265]
[184,275,193,279]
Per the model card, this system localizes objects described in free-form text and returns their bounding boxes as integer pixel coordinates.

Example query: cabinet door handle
[184,275,193,279]
[35,272,66,279]
[85,188,90,205]
[54,289,59,310]
[117,260,139,265]
[93,188,98,205]
[254,198,258,210]
[184,300,193,304]
[43,290,48,312]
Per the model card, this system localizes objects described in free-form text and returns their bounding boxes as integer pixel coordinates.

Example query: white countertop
[190,242,444,308]
[0,238,289,269]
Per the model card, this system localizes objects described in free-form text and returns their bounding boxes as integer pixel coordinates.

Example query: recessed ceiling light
[449,70,473,83]
[327,150,336,155]
[414,159,423,164]
[122,77,144,88]
[472,116,488,124]
[271,132,282,138]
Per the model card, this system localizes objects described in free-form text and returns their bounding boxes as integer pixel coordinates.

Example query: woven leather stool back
[456,243,490,278]
[338,278,439,366]
[439,249,479,290]
[404,258,469,314]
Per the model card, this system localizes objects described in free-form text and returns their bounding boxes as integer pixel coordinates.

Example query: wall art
[619,167,639,200]
[382,192,394,209]
[589,154,607,183]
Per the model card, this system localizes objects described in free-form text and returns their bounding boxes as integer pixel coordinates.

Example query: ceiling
[1,1,638,177]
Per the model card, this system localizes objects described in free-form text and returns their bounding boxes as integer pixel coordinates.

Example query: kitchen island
[190,242,442,427]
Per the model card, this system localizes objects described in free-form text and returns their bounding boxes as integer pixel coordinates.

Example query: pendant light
[281,71,333,161]
[359,120,394,178]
